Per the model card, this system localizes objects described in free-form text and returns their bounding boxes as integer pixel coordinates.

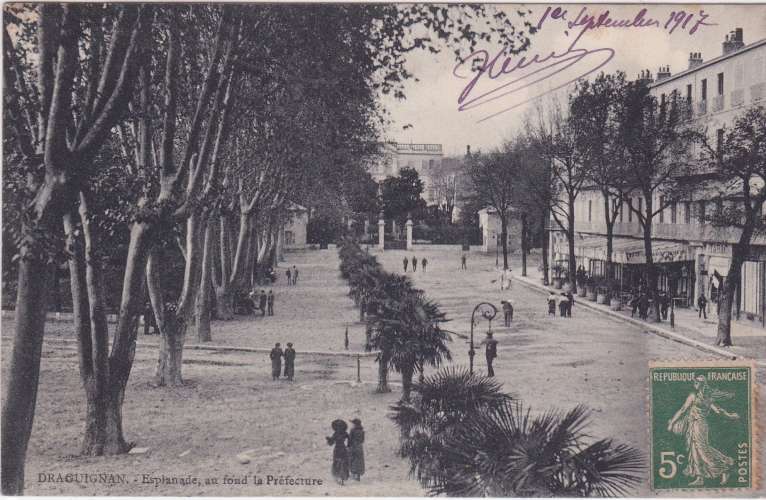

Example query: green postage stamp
[650,360,758,491]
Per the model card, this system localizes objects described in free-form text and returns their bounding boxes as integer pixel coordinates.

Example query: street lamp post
[469,302,497,374]
[494,234,498,267]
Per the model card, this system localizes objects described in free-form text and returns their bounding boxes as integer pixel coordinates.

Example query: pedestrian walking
[497,268,507,290]
[566,291,574,317]
[421,257,427,272]
[697,293,708,319]
[326,419,350,485]
[251,289,261,316]
[638,294,649,320]
[270,343,283,381]
[461,253,467,270]
[547,291,557,316]
[501,300,513,327]
[348,418,365,481]
[659,291,670,320]
[267,290,274,316]
[558,293,569,317]
[283,342,296,381]
[484,332,498,377]
[259,289,267,316]
[402,257,409,272]
[286,268,292,286]
[630,294,639,317]
[292,266,299,285]
[411,256,417,272]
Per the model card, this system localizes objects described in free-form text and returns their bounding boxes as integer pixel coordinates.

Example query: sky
[380,3,766,157]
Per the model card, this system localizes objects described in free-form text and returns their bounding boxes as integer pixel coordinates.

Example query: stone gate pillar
[406,216,414,251]
[378,212,385,250]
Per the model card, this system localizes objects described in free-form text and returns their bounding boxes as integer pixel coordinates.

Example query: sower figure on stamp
[483,332,498,377]
[348,418,365,481]
[667,375,739,486]
[283,342,296,381]
[270,343,283,381]
[326,419,350,485]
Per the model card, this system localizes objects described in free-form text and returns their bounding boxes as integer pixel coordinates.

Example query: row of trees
[337,238,452,401]
[2,3,538,494]
[467,69,766,347]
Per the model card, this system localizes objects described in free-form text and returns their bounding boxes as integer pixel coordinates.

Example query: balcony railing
[396,143,442,153]
[712,94,725,113]
[752,82,765,103]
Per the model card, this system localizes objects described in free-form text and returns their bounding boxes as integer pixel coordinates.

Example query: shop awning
[622,240,689,264]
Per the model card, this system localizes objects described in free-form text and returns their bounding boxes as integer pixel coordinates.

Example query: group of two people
[285,265,300,285]
[327,418,365,485]
[629,290,672,321]
[249,289,275,316]
[269,342,296,381]
[547,291,574,317]
[402,256,427,272]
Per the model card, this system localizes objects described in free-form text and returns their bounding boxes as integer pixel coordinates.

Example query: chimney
[723,28,745,55]
[688,52,703,70]
[656,65,672,81]
[637,69,654,84]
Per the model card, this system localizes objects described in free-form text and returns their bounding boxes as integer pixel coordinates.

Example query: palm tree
[367,275,452,399]
[438,402,645,497]
[390,367,511,489]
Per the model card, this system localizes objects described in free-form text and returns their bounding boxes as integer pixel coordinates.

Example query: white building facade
[370,142,444,204]
[551,28,766,330]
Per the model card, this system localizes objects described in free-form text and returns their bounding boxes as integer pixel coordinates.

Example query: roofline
[649,37,766,88]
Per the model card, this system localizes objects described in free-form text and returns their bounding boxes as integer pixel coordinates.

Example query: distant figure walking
[286,268,292,286]
[267,290,274,316]
[259,289,267,316]
[348,418,365,481]
[421,257,427,272]
[501,300,513,327]
[270,343,283,381]
[659,291,670,320]
[547,292,557,316]
[327,420,350,485]
[558,293,569,317]
[484,332,498,377]
[697,293,708,319]
[292,266,299,285]
[630,294,639,317]
[566,291,574,317]
[461,253,467,270]
[638,294,650,320]
[283,342,296,381]
[402,257,409,272]
[411,256,417,272]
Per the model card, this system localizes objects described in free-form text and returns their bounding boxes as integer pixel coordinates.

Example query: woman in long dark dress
[326,419,350,484]
[348,418,365,481]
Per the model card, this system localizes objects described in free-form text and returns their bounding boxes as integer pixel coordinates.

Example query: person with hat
[267,290,275,316]
[483,332,498,377]
[501,300,513,327]
[269,343,283,381]
[283,342,296,381]
[326,419,350,485]
[402,256,409,272]
[348,418,365,481]
[259,289,267,316]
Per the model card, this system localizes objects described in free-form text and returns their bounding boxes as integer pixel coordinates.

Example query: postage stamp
[649,360,758,491]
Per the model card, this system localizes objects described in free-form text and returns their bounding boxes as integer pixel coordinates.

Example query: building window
[661,93,666,111]
[659,196,665,223]
[701,79,707,101]
[686,84,692,104]
[285,230,295,245]
[619,201,624,223]
[638,198,643,217]
[684,202,691,224]
[699,201,706,224]
[671,202,677,224]
[717,72,724,95]
[628,199,633,222]
[588,200,592,222]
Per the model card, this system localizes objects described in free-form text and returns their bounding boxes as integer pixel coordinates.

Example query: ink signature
[454,7,716,123]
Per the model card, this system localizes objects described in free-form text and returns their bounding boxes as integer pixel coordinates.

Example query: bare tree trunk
[641,211,661,323]
[1,234,51,495]
[376,350,391,393]
[716,229,752,346]
[520,213,528,276]
[603,194,614,280]
[156,314,186,386]
[214,286,234,320]
[500,215,509,270]
[567,197,577,293]
[541,209,549,285]
[196,222,214,342]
